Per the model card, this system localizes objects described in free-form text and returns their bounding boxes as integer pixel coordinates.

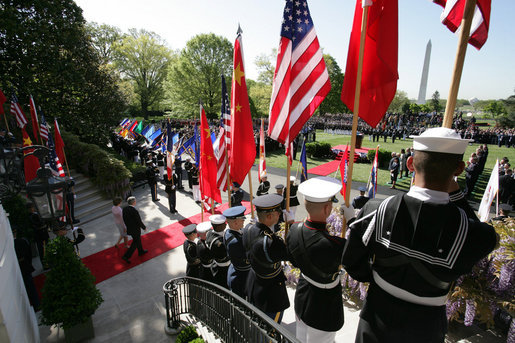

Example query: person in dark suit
[182,224,201,278]
[342,127,498,343]
[165,174,178,214]
[231,182,244,207]
[499,169,515,205]
[464,156,479,197]
[287,177,353,342]
[243,194,290,323]
[352,186,370,210]
[174,155,184,189]
[122,197,148,263]
[184,157,194,191]
[146,162,160,202]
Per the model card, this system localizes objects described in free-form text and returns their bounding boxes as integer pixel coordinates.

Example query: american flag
[214,128,228,192]
[434,0,490,50]
[47,135,65,177]
[10,94,28,128]
[366,146,379,199]
[268,0,330,146]
[220,75,231,159]
[39,113,49,141]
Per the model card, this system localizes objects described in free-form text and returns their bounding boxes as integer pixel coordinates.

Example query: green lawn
[259,130,515,201]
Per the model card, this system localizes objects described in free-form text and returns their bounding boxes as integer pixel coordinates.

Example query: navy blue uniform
[206,230,230,288]
[224,227,251,298]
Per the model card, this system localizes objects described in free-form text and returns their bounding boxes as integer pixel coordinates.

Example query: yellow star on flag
[23,137,32,146]
[234,63,245,86]
[235,104,242,112]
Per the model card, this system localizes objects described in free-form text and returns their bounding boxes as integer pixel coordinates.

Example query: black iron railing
[163,277,300,343]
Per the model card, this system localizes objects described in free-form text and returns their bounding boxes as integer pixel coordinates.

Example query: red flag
[54,119,65,166]
[258,120,266,182]
[341,0,398,128]
[268,0,330,145]
[200,105,221,204]
[214,128,228,192]
[29,95,40,142]
[434,0,490,50]
[22,128,40,183]
[339,145,350,200]
[229,30,256,186]
[0,89,6,115]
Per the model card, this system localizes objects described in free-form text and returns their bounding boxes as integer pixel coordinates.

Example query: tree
[402,101,412,114]
[247,79,272,118]
[409,103,421,115]
[114,29,172,119]
[0,0,127,145]
[420,103,432,113]
[165,33,233,118]
[87,22,123,65]
[255,50,276,85]
[388,90,409,113]
[431,90,442,113]
[318,54,347,114]
[484,101,507,123]
[499,91,515,127]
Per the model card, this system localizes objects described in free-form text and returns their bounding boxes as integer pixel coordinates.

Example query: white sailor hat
[410,127,471,154]
[196,221,212,233]
[298,176,341,203]
[209,214,226,224]
[260,171,267,178]
[290,176,296,182]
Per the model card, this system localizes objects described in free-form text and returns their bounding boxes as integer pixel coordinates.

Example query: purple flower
[464,300,476,326]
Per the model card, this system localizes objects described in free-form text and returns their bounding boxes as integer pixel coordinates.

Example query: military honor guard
[285,176,300,222]
[287,176,354,342]
[191,165,200,202]
[222,206,251,299]
[352,186,370,210]
[184,157,194,191]
[146,161,160,202]
[273,184,286,232]
[174,154,184,189]
[243,194,290,323]
[165,174,178,214]
[231,182,244,207]
[256,173,270,196]
[196,221,214,282]
[182,224,201,278]
[342,127,499,343]
[206,214,230,288]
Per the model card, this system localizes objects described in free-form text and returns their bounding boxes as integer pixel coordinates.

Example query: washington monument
[417,40,432,105]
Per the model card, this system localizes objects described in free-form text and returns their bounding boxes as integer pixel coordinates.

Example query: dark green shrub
[367,148,392,169]
[306,142,334,158]
[40,236,103,329]
[176,326,199,343]
[2,194,32,239]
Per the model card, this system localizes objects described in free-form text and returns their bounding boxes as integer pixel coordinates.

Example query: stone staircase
[71,171,113,225]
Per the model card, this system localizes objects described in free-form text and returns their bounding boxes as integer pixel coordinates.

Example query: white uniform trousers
[296,316,336,343]
[192,185,200,201]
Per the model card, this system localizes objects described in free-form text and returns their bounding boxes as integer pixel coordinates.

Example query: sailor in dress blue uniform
[342,128,499,343]
[182,224,200,278]
[206,214,230,288]
[222,206,251,299]
[196,221,214,283]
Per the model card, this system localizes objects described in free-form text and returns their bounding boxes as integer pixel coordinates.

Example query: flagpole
[345,3,370,207]
[247,170,255,219]
[442,0,478,128]
[62,148,71,177]
[3,113,9,132]
[226,158,231,207]
[211,198,215,215]
[285,158,291,236]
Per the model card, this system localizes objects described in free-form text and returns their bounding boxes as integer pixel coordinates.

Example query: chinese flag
[341,0,398,128]
[200,105,221,203]
[54,119,65,166]
[229,31,256,186]
[0,89,6,115]
[22,128,40,183]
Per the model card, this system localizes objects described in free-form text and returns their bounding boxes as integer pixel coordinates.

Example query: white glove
[341,204,355,222]
[283,210,295,223]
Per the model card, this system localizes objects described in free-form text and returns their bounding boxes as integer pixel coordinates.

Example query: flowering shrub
[283,208,515,341]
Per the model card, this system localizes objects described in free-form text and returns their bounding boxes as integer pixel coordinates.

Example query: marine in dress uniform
[284,176,299,221]
[243,194,290,323]
[164,175,177,214]
[342,128,499,343]
[196,221,214,282]
[182,224,201,278]
[231,182,244,207]
[191,165,200,202]
[223,206,251,298]
[256,174,270,196]
[184,157,193,190]
[352,186,370,210]
[146,162,160,201]
[174,155,184,189]
[206,214,230,288]
[287,177,353,343]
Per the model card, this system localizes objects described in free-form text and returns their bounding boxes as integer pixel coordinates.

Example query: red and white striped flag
[29,95,40,141]
[268,0,330,146]
[214,128,228,192]
[221,75,232,160]
[258,120,266,182]
[434,0,491,50]
[39,114,49,141]
[10,94,28,128]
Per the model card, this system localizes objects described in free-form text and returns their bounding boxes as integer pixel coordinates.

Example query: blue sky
[75,0,515,101]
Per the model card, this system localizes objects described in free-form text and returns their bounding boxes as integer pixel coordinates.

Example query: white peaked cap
[196,221,212,233]
[298,176,341,203]
[410,127,471,154]
[209,214,226,224]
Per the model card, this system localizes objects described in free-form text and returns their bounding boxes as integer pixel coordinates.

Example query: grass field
[258,130,515,202]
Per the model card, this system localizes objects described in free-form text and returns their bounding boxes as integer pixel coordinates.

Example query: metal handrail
[163,277,300,343]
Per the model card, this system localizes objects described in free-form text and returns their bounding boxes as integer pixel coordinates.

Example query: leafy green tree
[484,100,507,122]
[255,50,276,85]
[499,91,515,127]
[402,102,412,114]
[318,54,347,114]
[113,29,172,119]
[420,103,432,113]
[166,33,233,119]
[87,22,123,65]
[0,0,127,145]
[409,103,421,115]
[388,90,409,113]
[431,90,442,113]
[247,79,272,118]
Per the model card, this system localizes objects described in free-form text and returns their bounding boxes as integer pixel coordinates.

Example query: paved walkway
[36,165,503,342]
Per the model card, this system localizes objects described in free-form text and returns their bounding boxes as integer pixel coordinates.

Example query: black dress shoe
[138,250,148,256]
[122,256,131,264]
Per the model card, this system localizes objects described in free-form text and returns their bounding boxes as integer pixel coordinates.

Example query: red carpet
[331,145,371,155]
[34,201,251,293]
[308,160,341,176]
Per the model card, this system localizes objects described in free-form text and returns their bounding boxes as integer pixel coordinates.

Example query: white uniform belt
[301,273,340,289]
[373,271,447,306]
[215,260,231,267]
[202,263,213,268]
